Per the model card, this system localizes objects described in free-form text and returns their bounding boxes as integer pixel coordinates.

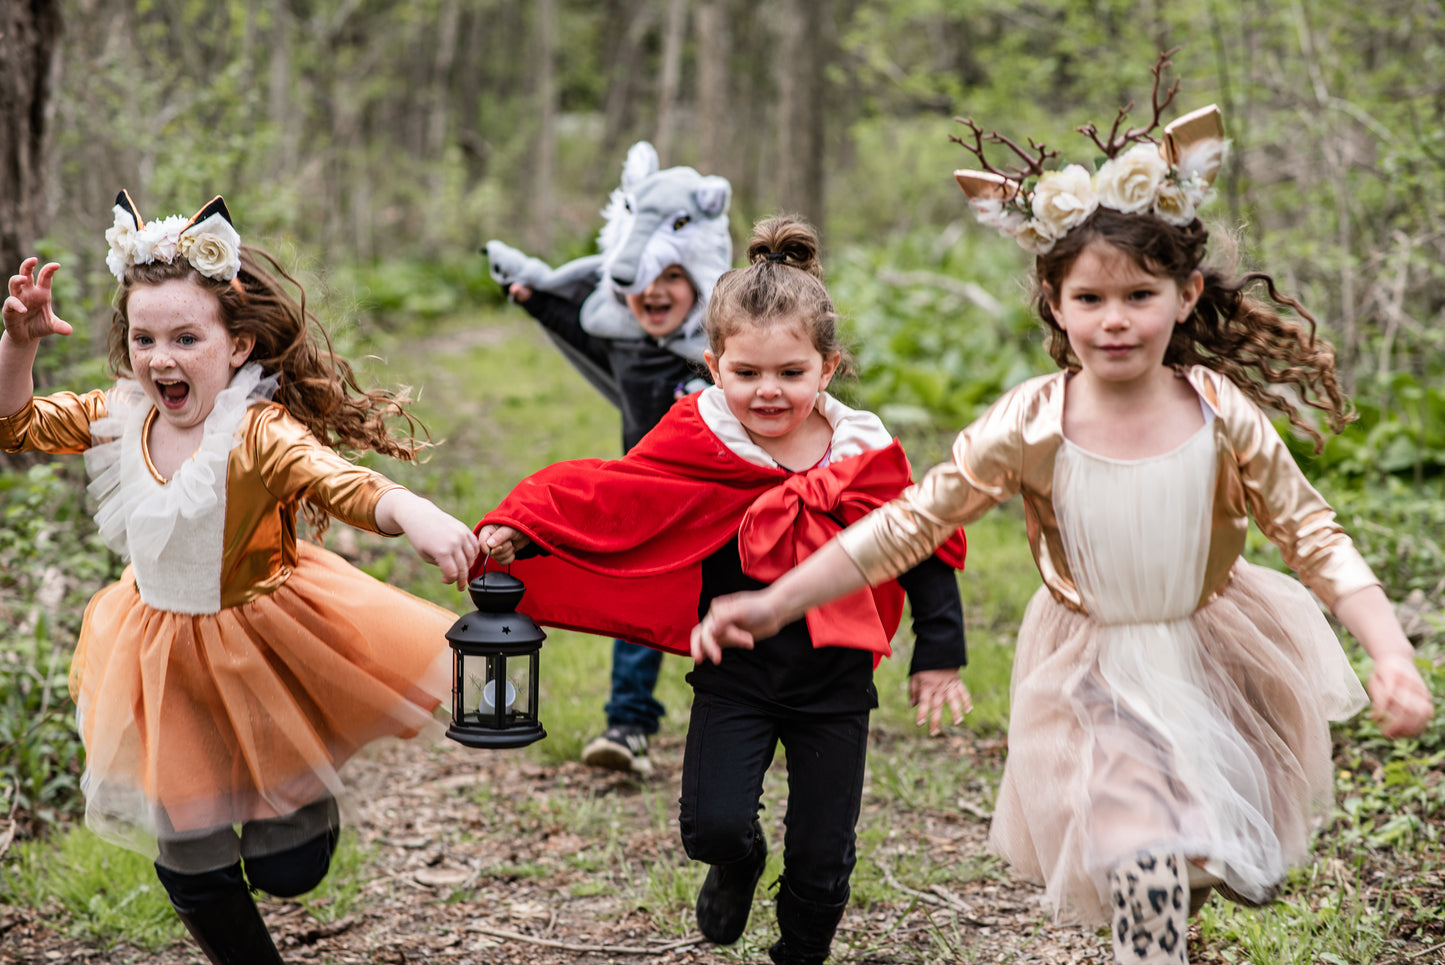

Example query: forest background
[1,1,1443,963]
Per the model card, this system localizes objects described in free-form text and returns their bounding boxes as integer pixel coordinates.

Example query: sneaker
[696,831,767,944]
[581,725,653,776]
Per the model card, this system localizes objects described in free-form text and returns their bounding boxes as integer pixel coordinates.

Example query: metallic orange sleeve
[0,390,110,454]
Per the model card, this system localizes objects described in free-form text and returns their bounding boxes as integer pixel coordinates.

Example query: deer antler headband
[104,190,243,282]
[951,52,1226,255]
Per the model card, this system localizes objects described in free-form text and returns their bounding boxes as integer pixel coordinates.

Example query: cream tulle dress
[991,413,1367,922]
[838,368,1373,925]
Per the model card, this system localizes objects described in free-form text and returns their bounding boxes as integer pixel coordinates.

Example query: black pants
[154,797,340,911]
[679,690,870,904]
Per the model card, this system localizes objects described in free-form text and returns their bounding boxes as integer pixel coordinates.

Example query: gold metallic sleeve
[1220,380,1379,609]
[838,386,1032,584]
[247,403,402,534]
[0,391,109,454]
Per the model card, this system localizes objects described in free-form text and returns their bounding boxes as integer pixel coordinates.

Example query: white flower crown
[104,190,242,283]
[952,58,1227,256]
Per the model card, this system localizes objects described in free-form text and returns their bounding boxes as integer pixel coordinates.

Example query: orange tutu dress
[1,365,453,871]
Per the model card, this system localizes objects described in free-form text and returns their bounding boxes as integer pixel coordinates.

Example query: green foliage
[0,828,183,951]
[0,464,120,833]
[831,231,1051,433]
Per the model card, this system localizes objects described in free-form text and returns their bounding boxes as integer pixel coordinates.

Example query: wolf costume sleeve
[484,141,732,419]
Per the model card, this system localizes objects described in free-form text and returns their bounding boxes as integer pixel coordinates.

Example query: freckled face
[126,278,254,430]
[625,264,697,338]
[1049,239,1202,392]
[705,319,840,446]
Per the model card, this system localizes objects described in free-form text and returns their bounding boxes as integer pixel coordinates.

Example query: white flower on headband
[1152,181,1197,226]
[1031,165,1098,238]
[104,202,242,282]
[103,209,138,281]
[179,213,243,281]
[1094,145,1170,214]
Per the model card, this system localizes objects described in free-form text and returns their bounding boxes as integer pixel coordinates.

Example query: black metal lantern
[445,571,546,749]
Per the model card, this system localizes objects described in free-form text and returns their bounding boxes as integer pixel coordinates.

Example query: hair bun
[745,215,824,280]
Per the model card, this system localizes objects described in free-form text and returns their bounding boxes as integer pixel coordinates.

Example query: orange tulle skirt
[70,542,454,870]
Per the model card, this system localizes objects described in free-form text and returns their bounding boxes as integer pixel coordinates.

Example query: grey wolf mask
[485,141,733,370]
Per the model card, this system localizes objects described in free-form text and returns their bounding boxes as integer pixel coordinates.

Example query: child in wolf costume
[483,141,733,774]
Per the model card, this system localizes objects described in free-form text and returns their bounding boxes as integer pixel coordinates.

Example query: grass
[3,307,1443,962]
[3,825,183,951]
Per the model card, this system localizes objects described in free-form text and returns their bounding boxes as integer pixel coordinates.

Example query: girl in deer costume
[693,58,1433,964]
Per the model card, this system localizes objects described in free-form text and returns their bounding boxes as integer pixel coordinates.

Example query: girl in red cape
[478,216,970,965]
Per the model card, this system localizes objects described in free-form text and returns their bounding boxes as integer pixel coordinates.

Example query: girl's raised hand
[1368,653,1434,738]
[3,259,74,344]
[909,668,973,737]
[476,524,530,565]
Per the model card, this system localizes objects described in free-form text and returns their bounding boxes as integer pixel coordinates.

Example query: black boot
[695,825,768,944]
[767,876,848,965]
[172,886,284,965]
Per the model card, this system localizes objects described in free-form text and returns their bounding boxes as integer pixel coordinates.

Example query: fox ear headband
[104,190,243,283]
[951,51,1227,255]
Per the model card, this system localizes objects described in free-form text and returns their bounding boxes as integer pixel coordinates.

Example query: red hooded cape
[474,394,966,658]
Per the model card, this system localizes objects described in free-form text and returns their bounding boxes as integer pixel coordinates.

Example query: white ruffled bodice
[83,363,276,614]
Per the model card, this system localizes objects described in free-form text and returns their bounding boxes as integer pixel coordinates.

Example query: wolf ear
[621,141,660,190]
[114,189,144,229]
[691,177,731,218]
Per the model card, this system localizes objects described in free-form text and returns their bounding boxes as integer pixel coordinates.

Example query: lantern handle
[477,550,514,581]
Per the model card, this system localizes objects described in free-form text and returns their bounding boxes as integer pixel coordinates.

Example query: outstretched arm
[1,259,74,416]
[375,489,482,590]
[691,538,868,664]
[1332,585,1434,738]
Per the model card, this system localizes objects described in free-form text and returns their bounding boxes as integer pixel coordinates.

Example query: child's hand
[477,524,529,565]
[691,591,784,664]
[3,259,73,344]
[376,490,481,590]
[507,283,533,304]
[1368,653,1434,738]
[909,668,973,737]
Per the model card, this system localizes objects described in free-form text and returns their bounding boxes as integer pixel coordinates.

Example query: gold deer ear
[115,189,144,229]
[954,169,1020,202]
[1162,104,1225,183]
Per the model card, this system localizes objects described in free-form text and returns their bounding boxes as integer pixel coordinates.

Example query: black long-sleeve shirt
[520,290,707,451]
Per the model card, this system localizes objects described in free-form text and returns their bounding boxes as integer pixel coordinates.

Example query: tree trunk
[694,0,732,180]
[654,0,689,161]
[529,0,559,253]
[0,0,63,274]
[774,0,830,229]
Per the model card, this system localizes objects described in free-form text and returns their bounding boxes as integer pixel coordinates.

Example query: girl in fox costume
[479,216,971,965]
[0,193,478,964]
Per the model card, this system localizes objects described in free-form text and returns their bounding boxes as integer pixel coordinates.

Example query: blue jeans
[604,638,665,734]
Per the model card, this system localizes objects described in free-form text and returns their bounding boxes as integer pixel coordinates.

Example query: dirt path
[2,729,1134,965]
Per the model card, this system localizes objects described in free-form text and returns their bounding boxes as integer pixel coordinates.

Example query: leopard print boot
[1107,849,1189,965]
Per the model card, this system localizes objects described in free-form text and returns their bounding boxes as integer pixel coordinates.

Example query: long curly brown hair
[1033,208,1352,450]
[109,247,429,533]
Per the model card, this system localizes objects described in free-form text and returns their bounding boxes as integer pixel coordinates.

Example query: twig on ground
[465,923,705,955]
[879,866,985,926]
[1406,939,1445,960]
